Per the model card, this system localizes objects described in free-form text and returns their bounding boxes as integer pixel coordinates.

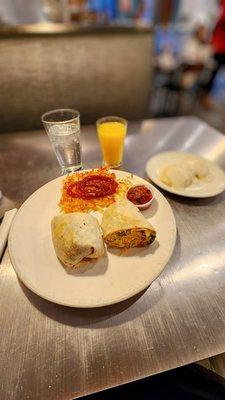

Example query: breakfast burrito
[101,199,156,248]
[51,212,104,268]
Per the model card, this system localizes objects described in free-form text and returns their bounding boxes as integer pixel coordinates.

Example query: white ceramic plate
[8,171,176,308]
[146,151,225,198]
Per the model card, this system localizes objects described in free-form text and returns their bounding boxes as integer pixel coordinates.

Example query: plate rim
[8,171,177,308]
[146,151,225,198]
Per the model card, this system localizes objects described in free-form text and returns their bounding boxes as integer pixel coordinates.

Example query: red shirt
[212,0,225,53]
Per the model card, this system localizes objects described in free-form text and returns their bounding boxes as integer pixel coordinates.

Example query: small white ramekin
[126,184,154,211]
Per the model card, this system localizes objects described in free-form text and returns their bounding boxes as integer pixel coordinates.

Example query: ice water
[48,124,82,173]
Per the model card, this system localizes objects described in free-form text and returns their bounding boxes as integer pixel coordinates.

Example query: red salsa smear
[127,185,152,205]
[67,174,118,200]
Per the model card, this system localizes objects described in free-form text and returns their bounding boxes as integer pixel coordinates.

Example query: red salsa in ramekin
[127,185,153,210]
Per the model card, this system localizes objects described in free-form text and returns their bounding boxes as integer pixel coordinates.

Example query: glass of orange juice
[96,116,127,168]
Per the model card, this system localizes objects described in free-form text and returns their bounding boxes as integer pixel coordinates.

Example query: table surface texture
[0,117,225,400]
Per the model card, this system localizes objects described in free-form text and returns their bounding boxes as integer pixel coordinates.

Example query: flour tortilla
[51,212,104,268]
[101,199,156,248]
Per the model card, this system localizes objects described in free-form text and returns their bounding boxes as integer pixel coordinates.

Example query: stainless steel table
[1,117,225,400]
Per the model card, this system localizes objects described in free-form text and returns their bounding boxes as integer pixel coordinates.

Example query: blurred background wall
[0,0,225,134]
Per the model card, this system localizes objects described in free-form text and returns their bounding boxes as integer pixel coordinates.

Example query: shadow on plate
[142,198,158,219]
[107,240,159,258]
[65,251,108,277]
[18,232,181,330]
[146,176,224,207]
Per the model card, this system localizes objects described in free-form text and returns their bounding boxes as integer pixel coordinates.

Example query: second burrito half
[101,199,156,249]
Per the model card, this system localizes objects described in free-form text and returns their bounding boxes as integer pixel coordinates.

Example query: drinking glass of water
[42,109,82,174]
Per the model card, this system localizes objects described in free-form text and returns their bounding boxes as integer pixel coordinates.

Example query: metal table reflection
[0,117,225,400]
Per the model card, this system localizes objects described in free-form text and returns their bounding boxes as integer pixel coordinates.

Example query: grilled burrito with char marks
[51,212,104,268]
[101,199,156,249]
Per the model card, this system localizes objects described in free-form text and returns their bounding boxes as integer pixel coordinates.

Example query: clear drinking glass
[96,116,127,168]
[42,109,82,174]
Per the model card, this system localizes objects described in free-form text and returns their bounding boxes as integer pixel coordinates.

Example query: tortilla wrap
[101,199,156,248]
[51,212,104,268]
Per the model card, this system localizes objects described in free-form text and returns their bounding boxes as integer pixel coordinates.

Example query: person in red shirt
[202,0,225,107]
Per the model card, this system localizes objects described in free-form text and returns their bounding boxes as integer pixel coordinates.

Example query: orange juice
[97,121,127,167]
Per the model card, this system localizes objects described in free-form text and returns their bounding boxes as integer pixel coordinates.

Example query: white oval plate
[8,171,176,308]
[146,151,225,198]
